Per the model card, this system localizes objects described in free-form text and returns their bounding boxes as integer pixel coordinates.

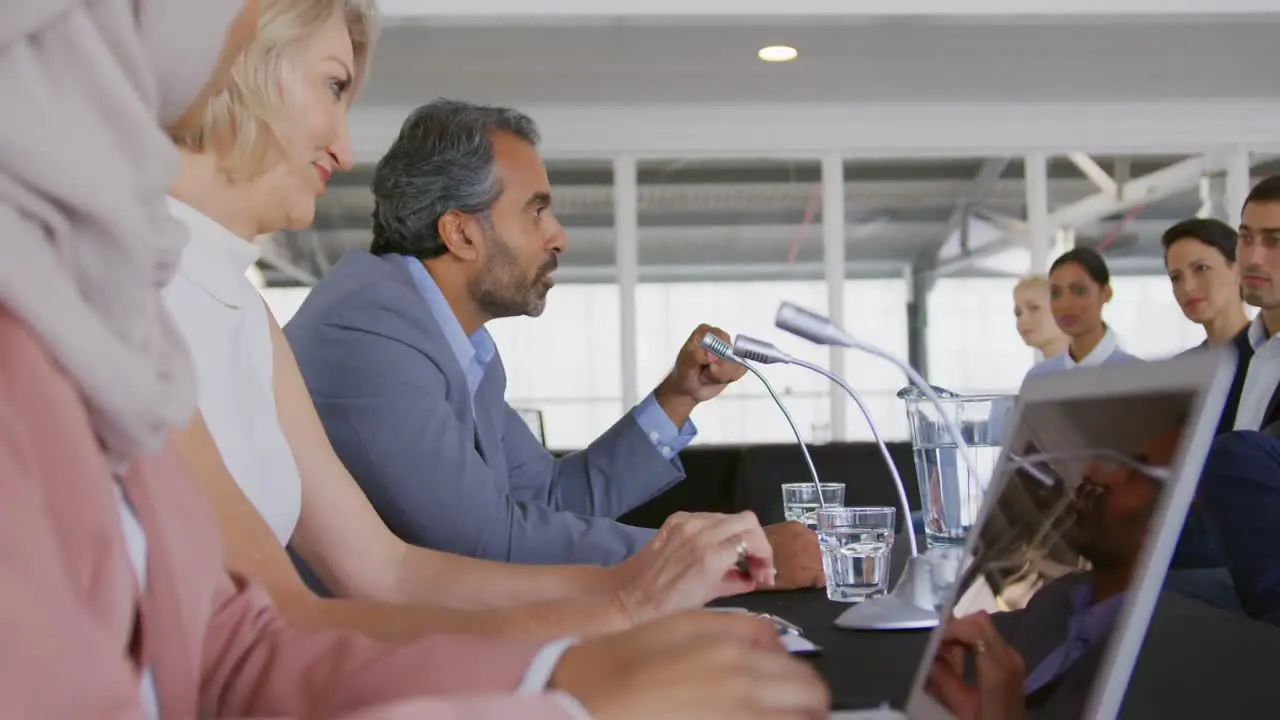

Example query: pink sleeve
[0,313,578,720]
[199,573,578,718]
[0,383,154,718]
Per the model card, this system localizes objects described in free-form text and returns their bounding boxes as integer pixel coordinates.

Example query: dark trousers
[1198,431,1280,627]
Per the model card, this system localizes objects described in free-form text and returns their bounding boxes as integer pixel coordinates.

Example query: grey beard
[469,269,548,319]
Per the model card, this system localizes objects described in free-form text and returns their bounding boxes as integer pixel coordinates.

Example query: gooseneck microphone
[730,334,918,560]
[699,333,826,511]
[768,301,988,631]
[774,301,977,479]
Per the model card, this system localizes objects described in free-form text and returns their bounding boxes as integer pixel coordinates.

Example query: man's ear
[436,210,482,262]
[1100,284,1114,304]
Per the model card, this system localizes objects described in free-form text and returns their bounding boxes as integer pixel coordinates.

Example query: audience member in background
[284,99,823,585]
[1013,275,1069,361]
[926,429,1178,719]
[1162,218,1250,349]
[1157,217,1246,597]
[1024,247,1142,380]
[1195,175,1280,627]
[0,2,834,717]
[1218,176,1280,435]
[163,0,788,645]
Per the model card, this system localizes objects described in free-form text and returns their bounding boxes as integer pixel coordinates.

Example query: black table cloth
[619,441,921,530]
[717,581,1280,716]
[620,441,1280,714]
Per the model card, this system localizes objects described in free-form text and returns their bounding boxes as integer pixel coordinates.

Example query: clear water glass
[903,393,1014,547]
[816,506,895,603]
[781,483,846,528]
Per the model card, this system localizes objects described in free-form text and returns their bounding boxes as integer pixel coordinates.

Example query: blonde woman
[163,0,781,646]
[1013,275,1069,360]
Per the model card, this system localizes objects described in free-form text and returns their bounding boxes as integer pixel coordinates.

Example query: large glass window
[843,278,912,442]
[636,280,831,445]
[1106,275,1209,358]
[634,277,911,444]
[926,278,1035,395]
[487,284,623,450]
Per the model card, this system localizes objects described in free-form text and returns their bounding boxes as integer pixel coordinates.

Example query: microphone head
[775,301,855,347]
[732,335,791,365]
[699,332,737,361]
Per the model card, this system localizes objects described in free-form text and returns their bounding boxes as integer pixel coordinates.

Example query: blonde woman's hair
[1013,274,1050,297]
[174,0,378,174]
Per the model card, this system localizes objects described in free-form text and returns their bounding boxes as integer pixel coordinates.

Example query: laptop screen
[916,387,1198,719]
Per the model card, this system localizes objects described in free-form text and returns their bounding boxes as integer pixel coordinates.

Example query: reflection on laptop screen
[921,389,1194,718]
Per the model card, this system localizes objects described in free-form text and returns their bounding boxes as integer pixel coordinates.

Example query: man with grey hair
[285,99,820,583]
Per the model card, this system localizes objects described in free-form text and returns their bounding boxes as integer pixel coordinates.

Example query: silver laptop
[832,349,1233,720]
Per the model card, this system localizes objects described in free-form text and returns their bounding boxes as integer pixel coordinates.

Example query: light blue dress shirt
[1024,327,1143,381]
[1022,582,1125,694]
[401,256,696,458]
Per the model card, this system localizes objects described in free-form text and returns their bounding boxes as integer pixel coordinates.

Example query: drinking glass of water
[781,483,846,528]
[816,506,895,603]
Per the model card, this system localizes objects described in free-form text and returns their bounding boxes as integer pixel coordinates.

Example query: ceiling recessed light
[757,45,798,63]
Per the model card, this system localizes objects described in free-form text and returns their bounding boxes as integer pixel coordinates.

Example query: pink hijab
[0,0,240,470]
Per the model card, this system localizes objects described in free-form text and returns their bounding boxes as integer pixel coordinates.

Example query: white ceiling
[360,21,1280,106]
[378,0,1280,23]
[262,15,1280,286]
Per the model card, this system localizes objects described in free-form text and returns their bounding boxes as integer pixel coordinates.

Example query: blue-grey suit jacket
[284,250,684,565]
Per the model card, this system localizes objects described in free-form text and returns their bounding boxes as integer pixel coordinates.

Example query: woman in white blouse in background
[1024,246,1143,379]
[163,0,781,645]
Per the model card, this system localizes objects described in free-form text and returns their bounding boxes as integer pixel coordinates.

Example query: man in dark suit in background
[285,99,820,585]
[1192,175,1280,626]
[925,428,1177,719]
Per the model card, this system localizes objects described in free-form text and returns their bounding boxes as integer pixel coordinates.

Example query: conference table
[712,544,1280,716]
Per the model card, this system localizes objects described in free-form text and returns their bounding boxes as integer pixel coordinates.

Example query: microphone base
[833,555,940,631]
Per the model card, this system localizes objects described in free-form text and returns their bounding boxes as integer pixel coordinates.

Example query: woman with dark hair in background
[1160,218,1248,609]
[1162,218,1250,348]
[1025,247,1143,379]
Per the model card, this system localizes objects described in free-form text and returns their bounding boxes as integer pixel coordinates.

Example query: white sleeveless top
[162,197,302,545]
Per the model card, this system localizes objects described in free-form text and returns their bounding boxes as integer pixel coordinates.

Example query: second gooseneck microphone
[699,333,826,512]
[731,334,919,559]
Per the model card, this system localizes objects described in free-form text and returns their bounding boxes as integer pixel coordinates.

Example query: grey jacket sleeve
[500,404,686,519]
[303,319,657,566]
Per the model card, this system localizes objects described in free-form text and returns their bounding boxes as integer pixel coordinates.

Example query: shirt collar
[1067,581,1125,645]
[399,255,496,372]
[1063,326,1119,370]
[1247,313,1277,351]
[167,196,261,308]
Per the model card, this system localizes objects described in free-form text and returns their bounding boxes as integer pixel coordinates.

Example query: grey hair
[370,99,541,259]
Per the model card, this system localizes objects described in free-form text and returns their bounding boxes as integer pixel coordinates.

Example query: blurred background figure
[1027,247,1143,379]
[1013,275,1069,361]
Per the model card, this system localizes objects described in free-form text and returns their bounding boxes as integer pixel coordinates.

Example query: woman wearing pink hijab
[0,1,828,718]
